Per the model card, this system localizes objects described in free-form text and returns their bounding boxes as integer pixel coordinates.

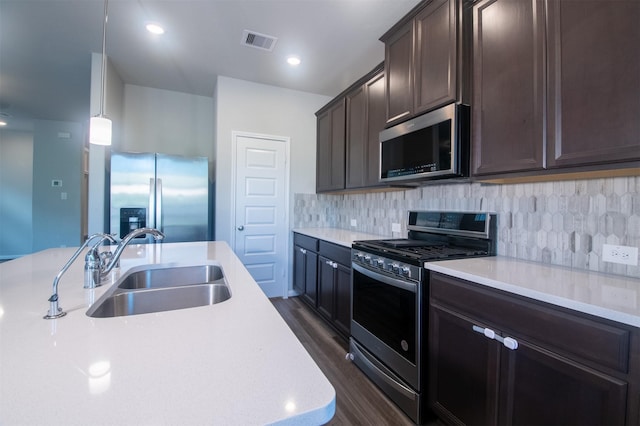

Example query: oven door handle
[352,263,417,293]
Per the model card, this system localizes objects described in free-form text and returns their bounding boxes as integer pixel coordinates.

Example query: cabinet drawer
[319,240,351,266]
[293,233,318,252]
[430,272,630,374]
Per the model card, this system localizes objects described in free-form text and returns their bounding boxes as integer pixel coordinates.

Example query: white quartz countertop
[425,257,640,328]
[293,227,384,247]
[0,241,335,425]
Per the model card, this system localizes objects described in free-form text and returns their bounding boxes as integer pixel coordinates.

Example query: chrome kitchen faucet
[44,228,164,319]
[85,227,165,289]
[44,233,116,319]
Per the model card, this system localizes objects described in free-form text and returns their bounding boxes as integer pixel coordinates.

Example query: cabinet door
[546,0,640,168]
[365,72,386,186]
[414,0,457,115]
[346,85,367,189]
[317,255,335,322]
[301,249,318,307]
[333,262,351,337]
[293,245,306,295]
[316,100,345,192]
[316,110,332,192]
[384,19,414,125]
[471,0,545,176]
[429,303,500,426]
[499,339,628,425]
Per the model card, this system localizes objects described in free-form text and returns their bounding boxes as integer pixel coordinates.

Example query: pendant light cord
[99,0,109,117]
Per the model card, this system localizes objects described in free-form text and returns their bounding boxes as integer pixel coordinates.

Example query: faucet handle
[100,251,115,268]
[83,234,117,289]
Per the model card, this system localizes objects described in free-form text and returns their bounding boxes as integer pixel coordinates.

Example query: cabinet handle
[299,248,307,254]
[502,337,519,351]
[472,325,519,351]
[325,260,338,268]
[472,325,495,339]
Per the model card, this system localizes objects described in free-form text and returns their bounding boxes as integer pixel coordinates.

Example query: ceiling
[0,0,423,131]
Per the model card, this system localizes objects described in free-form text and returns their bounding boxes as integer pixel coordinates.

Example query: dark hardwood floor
[271,296,434,426]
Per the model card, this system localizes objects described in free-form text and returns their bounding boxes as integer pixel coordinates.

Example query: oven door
[351,262,421,390]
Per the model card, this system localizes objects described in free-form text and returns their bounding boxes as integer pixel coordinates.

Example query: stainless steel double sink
[86,263,231,318]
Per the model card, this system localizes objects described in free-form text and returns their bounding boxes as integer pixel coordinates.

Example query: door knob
[237,225,244,231]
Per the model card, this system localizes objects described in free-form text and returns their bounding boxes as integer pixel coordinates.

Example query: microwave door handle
[352,263,417,293]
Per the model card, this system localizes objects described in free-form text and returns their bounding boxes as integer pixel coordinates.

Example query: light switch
[61,192,67,200]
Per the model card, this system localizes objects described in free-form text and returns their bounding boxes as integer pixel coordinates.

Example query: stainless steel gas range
[348,211,497,424]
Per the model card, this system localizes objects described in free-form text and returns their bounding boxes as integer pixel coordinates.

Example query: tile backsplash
[294,176,640,278]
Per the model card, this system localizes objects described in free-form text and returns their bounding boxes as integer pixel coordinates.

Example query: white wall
[121,85,214,166]
[32,120,83,251]
[214,76,330,247]
[0,130,33,258]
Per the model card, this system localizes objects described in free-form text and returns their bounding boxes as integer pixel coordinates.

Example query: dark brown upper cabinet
[414,0,459,115]
[364,72,387,186]
[472,0,640,179]
[546,0,640,169]
[316,64,386,193]
[346,68,386,189]
[346,84,367,188]
[382,19,414,125]
[381,0,460,127]
[316,99,346,193]
[471,0,545,176]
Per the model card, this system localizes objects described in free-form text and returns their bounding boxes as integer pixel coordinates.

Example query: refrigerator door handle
[156,178,163,233]
[149,178,156,229]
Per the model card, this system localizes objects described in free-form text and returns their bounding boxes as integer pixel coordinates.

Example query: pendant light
[90,0,112,146]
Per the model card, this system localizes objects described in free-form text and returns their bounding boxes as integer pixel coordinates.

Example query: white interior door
[233,132,289,297]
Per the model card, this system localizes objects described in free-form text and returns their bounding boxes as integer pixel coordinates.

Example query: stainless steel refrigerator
[110,152,209,243]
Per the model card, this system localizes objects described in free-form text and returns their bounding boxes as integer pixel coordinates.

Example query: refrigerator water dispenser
[120,208,146,239]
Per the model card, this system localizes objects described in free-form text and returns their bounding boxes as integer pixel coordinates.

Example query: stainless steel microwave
[379,103,469,183]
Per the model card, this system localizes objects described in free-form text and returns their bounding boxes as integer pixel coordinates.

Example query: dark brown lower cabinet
[293,233,319,308]
[429,272,638,426]
[317,241,352,338]
[430,306,499,425]
[499,338,627,425]
[293,244,318,307]
[293,233,352,340]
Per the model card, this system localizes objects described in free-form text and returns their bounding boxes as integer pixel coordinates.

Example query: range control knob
[401,267,411,278]
[375,259,385,268]
[391,263,400,274]
[364,255,372,264]
[354,252,364,261]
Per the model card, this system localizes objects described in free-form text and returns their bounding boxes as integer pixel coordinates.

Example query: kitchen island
[0,241,335,425]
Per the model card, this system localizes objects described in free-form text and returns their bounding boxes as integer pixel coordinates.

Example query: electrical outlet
[350,219,357,227]
[391,223,401,233]
[602,244,638,266]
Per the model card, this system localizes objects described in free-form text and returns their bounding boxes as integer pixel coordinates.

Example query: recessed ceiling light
[146,23,165,35]
[287,56,301,66]
[0,121,7,127]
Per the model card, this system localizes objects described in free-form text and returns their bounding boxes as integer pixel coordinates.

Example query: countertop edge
[292,227,385,248]
[426,259,640,328]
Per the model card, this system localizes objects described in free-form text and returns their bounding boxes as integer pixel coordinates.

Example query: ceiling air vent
[241,30,278,52]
